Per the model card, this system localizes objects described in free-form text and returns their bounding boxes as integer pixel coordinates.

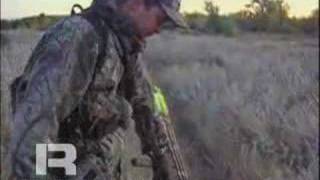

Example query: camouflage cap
[157,0,188,28]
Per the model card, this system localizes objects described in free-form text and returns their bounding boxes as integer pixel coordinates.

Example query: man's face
[120,0,168,38]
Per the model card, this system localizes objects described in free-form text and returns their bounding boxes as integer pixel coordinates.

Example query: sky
[1,0,319,19]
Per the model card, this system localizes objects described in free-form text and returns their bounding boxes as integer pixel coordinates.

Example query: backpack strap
[79,9,109,69]
[77,7,136,79]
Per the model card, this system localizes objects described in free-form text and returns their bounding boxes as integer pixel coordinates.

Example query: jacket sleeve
[122,54,180,180]
[9,17,100,178]
[121,54,156,152]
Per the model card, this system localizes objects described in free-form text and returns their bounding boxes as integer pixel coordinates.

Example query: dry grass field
[1,29,319,180]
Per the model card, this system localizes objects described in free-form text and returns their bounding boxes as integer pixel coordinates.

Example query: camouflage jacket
[9,12,178,179]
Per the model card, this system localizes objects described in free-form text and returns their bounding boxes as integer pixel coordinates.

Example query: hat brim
[160,3,189,29]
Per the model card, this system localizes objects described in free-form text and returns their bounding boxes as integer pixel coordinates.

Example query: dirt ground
[1,30,319,180]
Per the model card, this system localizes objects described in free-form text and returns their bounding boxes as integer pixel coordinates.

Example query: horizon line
[1,10,316,21]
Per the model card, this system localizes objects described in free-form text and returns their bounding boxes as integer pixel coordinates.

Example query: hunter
[8,0,188,179]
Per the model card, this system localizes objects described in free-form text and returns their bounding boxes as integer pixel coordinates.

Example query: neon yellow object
[152,86,169,117]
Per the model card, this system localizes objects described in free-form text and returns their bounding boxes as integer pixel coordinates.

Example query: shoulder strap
[70,5,108,64]
[79,10,109,69]
[77,8,134,75]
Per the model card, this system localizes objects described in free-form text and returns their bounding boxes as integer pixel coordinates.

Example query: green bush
[184,12,207,31]
[207,16,237,36]
[215,17,237,36]
[275,23,299,33]
[204,1,237,36]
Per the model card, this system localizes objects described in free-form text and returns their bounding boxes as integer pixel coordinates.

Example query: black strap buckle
[71,4,84,15]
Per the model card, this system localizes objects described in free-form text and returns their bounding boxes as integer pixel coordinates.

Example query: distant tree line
[184,0,319,36]
[1,1,319,36]
[1,13,65,31]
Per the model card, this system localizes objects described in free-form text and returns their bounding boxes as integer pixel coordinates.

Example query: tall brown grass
[1,30,319,180]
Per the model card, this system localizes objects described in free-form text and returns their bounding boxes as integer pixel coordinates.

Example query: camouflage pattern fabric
[68,128,129,180]
[9,16,100,179]
[9,6,187,180]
